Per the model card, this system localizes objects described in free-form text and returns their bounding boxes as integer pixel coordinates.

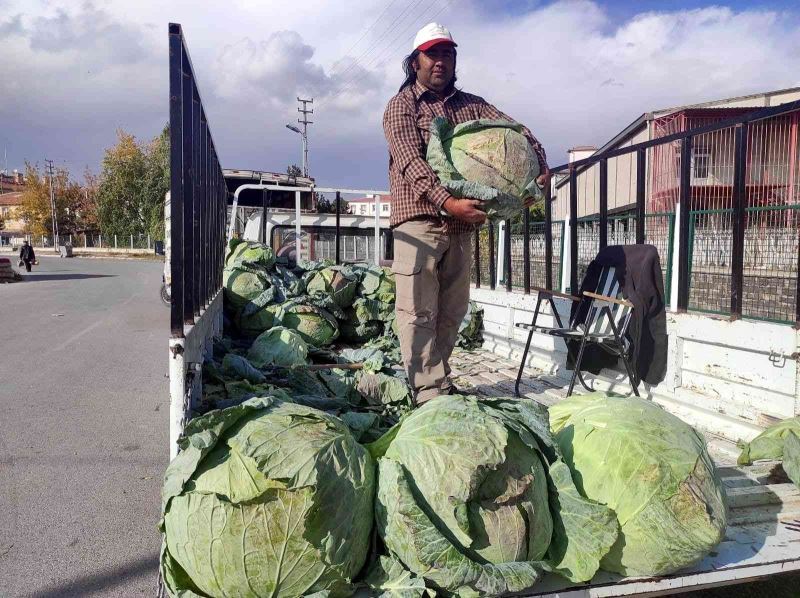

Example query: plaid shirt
[383,80,548,234]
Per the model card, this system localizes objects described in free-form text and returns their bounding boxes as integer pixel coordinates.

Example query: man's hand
[536,171,551,190]
[523,172,552,208]
[443,197,487,225]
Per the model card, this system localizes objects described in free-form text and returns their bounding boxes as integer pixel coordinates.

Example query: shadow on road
[20,274,117,282]
[29,553,159,598]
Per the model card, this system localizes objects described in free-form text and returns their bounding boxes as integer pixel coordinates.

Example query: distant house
[0,192,26,245]
[0,170,25,195]
[346,194,392,217]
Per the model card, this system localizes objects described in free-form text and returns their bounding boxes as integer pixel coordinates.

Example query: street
[1,256,168,597]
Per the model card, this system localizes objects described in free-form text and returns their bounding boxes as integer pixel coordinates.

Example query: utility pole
[297,97,313,177]
[45,159,59,250]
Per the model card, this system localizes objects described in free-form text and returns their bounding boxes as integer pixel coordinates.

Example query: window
[692,149,711,180]
[381,203,389,213]
[359,205,367,215]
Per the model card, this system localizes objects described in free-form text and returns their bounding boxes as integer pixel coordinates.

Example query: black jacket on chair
[567,244,668,385]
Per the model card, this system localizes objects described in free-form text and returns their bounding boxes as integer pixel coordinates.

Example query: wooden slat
[583,290,634,308]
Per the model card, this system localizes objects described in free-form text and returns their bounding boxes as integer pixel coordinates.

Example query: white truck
[165,22,800,597]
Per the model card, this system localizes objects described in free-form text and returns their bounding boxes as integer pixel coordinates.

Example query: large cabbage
[275,301,339,347]
[738,416,800,486]
[160,396,375,598]
[426,117,544,221]
[550,393,728,576]
[305,265,359,308]
[222,267,271,309]
[247,326,308,367]
[371,394,618,595]
[225,238,276,270]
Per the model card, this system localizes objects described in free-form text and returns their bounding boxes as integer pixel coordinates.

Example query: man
[383,22,550,405]
[19,239,35,273]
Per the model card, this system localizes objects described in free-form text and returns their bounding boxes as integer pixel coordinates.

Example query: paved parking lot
[1,256,168,597]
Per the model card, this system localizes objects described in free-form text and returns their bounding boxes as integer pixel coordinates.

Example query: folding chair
[514,265,639,398]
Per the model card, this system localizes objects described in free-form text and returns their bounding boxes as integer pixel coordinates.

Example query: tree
[315,193,337,214]
[287,164,302,178]
[96,126,169,239]
[142,124,170,240]
[17,162,82,238]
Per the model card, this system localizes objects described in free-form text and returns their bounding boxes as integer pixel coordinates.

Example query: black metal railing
[169,23,228,337]
[471,98,800,326]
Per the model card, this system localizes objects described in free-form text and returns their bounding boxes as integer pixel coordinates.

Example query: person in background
[19,239,35,272]
[383,22,550,405]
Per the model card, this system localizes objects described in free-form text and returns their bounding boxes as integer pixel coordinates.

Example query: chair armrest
[530,286,581,302]
[583,290,634,308]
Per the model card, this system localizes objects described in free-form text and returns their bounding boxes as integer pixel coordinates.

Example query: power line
[327,0,430,91]
[318,0,456,112]
[330,0,406,76]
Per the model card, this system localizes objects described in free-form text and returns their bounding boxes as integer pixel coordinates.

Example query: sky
[0,0,798,190]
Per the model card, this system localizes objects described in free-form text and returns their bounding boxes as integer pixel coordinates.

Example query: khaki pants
[392,219,471,404]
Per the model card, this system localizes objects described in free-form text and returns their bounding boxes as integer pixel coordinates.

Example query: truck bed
[449,349,800,597]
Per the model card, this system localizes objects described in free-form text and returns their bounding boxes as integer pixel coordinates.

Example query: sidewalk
[0,246,162,260]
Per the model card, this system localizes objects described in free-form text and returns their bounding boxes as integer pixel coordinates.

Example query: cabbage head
[550,393,728,577]
[738,416,800,486]
[305,266,359,308]
[225,238,276,270]
[426,117,544,221]
[160,396,375,598]
[356,265,396,302]
[236,302,280,337]
[276,302,339,347]
[247,326,308,367]
[340,298,390,343]
[738,416,800,464]
[371,395,618,595]
[223,267,271,309]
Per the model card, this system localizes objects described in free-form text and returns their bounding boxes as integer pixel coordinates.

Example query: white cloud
[0,0,798,186]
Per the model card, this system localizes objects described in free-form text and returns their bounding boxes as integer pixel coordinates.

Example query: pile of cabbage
[161,390,729,597]
[160,242,729,597]
[426,117,545,221]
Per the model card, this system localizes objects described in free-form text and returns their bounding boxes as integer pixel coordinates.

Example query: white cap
[413,22,457,52]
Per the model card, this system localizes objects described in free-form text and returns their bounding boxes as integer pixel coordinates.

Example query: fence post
[335,191,341,265]
[99,234,103,248]
[84,234,87,249]
[569,166,578,293]
[677,136,692,312]
[504,219,512,291]
[488,223,496,290]
[599,158,608,250]
[474,228,481,289]
[730,123,748,319]
[41,235,44,247]
[523,206,530,294]
[131,234,134,249]
[636,148,646,245]
[114,234,118,249]
[544,182,553,290]
[148,234,151,250]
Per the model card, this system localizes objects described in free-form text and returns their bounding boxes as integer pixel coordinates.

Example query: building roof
[0,192,23,206]
[555,84,800,187]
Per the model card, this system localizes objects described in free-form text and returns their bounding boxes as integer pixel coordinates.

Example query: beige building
[0,192,26,245]
[553,86,800,220]
[346,194,392,217]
